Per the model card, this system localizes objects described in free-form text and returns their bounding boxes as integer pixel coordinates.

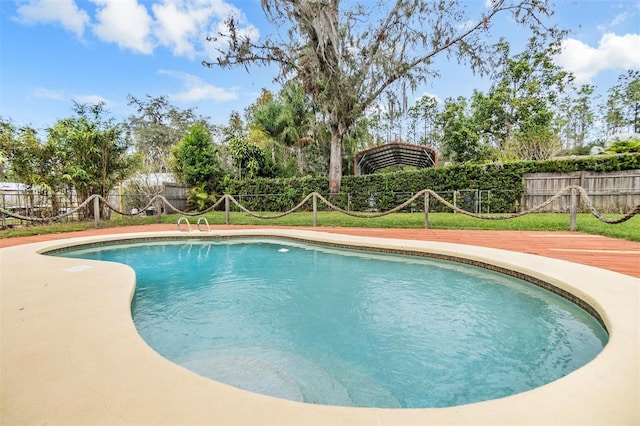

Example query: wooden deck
[2,225,638,278]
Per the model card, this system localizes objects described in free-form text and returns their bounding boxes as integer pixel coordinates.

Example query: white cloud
[417,92,442,104]
[152,2,202,58]
[32,88,66,100]
[597,11,632,32]
[152,0,259,62]
[13,0,259,60]
[151,0,240,58]
[158,69,238,102]
[555,33,640,84]
[72,94,113,107]
[14,0,90,38]
[29,88,112,108]
[91,0,154,54]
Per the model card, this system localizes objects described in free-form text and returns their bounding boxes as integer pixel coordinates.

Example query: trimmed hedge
[222,175,329,212]
[220,153,640,213]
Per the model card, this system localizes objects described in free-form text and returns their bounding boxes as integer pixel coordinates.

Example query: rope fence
[0,185,638,231]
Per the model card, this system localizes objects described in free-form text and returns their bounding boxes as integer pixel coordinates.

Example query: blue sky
[1,0,639,132]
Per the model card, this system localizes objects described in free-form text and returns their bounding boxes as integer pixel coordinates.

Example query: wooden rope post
[225,195,230,225]
[570,187,577,231]
[93,196,100,229]
[312,193,318,227]
[424,192,430,229]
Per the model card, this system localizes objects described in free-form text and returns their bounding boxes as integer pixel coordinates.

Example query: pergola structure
[354,142,438,175]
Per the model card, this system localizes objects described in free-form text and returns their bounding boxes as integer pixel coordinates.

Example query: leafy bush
[219,153,640,213]
[186,184,217,211]
[606,139,640,154]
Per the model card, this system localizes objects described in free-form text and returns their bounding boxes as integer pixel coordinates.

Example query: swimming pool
[2,229,638,424]
[55,237,607,408]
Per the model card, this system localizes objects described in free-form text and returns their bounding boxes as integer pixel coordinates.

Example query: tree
[47,103,140,218]
[505,126,561,160]
[276,81,316,173]
[0,120,10,179]
[469,88,509,149]
[437,96,488,163]
[558,84,596,149]
[0,121,41,186]
[0,120,68,214]
[227,137,266,179]
[602,70,640,135]
[204,0,560,193]
[126,95,204,174]
[249,81,316,174]
[221,111,247,143]
[170,124,221,189]
[470,37,571,159]
[248,93,296,174]
[407,94,440,147]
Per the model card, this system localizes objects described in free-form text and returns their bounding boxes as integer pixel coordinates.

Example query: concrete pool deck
[1,226,639,425]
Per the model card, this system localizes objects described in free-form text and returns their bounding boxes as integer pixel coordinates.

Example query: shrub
[220,153,640,213]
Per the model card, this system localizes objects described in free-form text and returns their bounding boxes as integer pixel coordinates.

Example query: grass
[2,210,639,242]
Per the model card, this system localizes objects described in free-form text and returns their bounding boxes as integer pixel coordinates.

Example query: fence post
[225,195,230,225]
[312,193,318,227]
[93,196,100,229]
[424,191,430,229]
[453,190,457,214]
[570,187,577,231]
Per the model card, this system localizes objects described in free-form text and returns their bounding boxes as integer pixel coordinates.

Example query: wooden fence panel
[523,170,640,213]
[163,183,189,213]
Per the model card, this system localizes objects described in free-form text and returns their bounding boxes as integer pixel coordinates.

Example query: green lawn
[2,211,639,242]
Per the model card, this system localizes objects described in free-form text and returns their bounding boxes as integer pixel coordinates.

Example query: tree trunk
[297,146,304,174]
[50,192,59,218]
[79,188,93,220]
[328,124,343,194]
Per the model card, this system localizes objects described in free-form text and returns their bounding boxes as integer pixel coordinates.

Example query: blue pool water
[56,239,608,408]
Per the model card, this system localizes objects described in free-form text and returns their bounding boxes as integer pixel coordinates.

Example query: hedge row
[220,153,640,213]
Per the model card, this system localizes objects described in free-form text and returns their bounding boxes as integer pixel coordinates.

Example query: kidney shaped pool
[55,238,608,408]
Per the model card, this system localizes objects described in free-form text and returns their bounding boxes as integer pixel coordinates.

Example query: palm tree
[251,81,317,175]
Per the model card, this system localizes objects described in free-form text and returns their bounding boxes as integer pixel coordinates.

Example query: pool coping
[1,229,638,425]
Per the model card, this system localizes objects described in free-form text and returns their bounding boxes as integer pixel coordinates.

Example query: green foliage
[2,107,140,219]
[221,153,640,214]
[228,137,267,179]
[247,82,323,177]
[47,103,141,217]
[207,0,560,193]
[1,122,59,188]
[603,70,640,134]
[186,184,217,211]
[224,175,328,212]
[467,37,571,161]
[438,97,490,163]
[170,124,221,189]
[406,94,440,146]
[126,94,203,173]
[605,139,640,154]
[504,126,562,161]
[558,84,595,149]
